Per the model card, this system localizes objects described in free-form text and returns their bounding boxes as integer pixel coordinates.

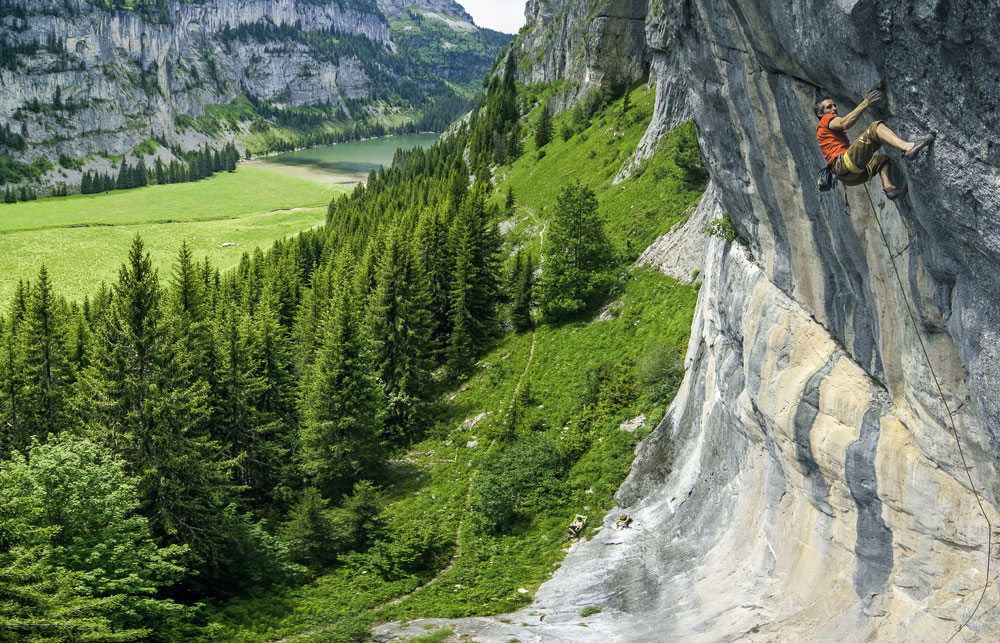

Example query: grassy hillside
[202,82,705,641]
[0,166,343,307]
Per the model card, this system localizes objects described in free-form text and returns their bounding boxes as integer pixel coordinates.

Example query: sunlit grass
[0,166,345,308]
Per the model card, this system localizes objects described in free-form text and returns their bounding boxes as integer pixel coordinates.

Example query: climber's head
[814,98,837,119]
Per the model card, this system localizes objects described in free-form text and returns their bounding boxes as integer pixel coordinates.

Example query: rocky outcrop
[634,181,717,284]
[377,0,473,23]
[380,1,1000,641]
[513,0,650,112]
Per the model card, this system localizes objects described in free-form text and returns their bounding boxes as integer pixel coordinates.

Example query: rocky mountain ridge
[377,0,1000,640]
[511,0,649,112]
[0,0,507,193]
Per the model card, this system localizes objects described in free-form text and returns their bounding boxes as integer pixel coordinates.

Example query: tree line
[0,53,621,641]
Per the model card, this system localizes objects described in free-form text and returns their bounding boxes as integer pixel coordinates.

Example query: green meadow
[0,165,345,307]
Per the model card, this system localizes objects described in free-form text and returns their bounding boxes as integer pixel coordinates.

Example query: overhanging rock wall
[376,1,1000,641]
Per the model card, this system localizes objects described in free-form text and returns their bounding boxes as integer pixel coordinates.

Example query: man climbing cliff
[815,90,934,200]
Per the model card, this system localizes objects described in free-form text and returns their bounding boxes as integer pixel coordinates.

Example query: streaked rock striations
[512,0,650,112]
[378,1,1000,641]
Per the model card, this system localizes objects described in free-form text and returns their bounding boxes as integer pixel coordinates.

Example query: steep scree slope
[376,1,1000,641]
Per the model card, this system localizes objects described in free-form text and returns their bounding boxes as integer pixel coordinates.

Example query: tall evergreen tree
[0,281,29,454]
[538,182,614,320]
[535,102,553,149]
[367,226,435,427]
[511,251,534,332]
[72,236,236,580]
[18,266,73,439]
[298,251,386,500]
[415,206,453,345]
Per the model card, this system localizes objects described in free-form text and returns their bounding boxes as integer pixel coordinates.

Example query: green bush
[469,437,569,535]
[636,342,685,403]
[704,214,738,242]
[362,519,451,579]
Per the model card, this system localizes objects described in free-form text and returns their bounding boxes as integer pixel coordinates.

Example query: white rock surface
[634,181,718,284]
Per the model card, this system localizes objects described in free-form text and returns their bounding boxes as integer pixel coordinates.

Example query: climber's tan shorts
[833,120,890,186]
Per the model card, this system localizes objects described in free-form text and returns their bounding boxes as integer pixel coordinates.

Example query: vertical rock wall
[379,1,1000,641]
[513,0,650,111]
[606,0,1000,639]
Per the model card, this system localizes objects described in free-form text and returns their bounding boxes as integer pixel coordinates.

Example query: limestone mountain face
[512,0,649,112]
[0,0,508,189]
[378,1,1000,641]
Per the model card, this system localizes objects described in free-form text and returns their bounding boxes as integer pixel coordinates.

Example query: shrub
[636,342,685,403]
[469,437,568,535]
[704,214,738,242]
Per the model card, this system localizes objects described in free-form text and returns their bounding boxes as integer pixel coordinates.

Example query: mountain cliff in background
[375,1,1000,641]
[510,0,648,111]
[0,0,509,195]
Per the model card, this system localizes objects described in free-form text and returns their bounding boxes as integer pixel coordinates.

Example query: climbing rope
[860,184,994,641]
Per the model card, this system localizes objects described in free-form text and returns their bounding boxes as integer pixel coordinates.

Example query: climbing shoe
[884,185,908,200]
[904,133,936,160]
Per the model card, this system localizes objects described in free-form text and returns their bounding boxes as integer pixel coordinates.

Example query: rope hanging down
[859,184,994,641]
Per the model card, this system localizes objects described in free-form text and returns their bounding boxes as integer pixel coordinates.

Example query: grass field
[0,166,345,308]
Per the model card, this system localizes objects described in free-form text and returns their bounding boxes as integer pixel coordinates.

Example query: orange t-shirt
[816,114,850,165]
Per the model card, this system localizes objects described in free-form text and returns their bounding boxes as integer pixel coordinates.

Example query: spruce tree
[115,161,129,189]
[73,236,236,579]
[415,206,453,346]
[298,251,386,500]
[538,182,614,320]
[18,266,73,439]
[367,226,435,427]
[0,281,29,453]
[511,251,534,332]
[535,102,552,149]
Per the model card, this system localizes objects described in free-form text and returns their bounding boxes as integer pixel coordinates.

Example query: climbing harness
[860,184,994,642]
[842,152,863,174]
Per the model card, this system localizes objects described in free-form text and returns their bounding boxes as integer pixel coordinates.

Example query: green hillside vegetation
[390,8,514,96]
[0,54,706,642]
[200,78,705,640]
[0,166,341,307]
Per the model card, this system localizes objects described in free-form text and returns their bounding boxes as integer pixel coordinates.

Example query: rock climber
[814,89,935,200]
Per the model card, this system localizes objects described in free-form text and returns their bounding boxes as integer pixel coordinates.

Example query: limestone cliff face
[552,0,1000,639]
[0,0,505,190]
[0,0,385,161]
[512,0,649,111]
[378,1,1000,641]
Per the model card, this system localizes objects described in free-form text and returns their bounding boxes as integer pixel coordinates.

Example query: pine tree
[115,161,129,190]
[367,227,435,427]
[415,206,453,346]
[538,182,614,320]
[507,119,523,161]
[212,308,270,493]
[535,102,552,149]
[73,236,236,578]
[298,251,386,500]
[154,157,165,184]
[0,281,29,454]
[18,266,73,439]
[511,251,534,332]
